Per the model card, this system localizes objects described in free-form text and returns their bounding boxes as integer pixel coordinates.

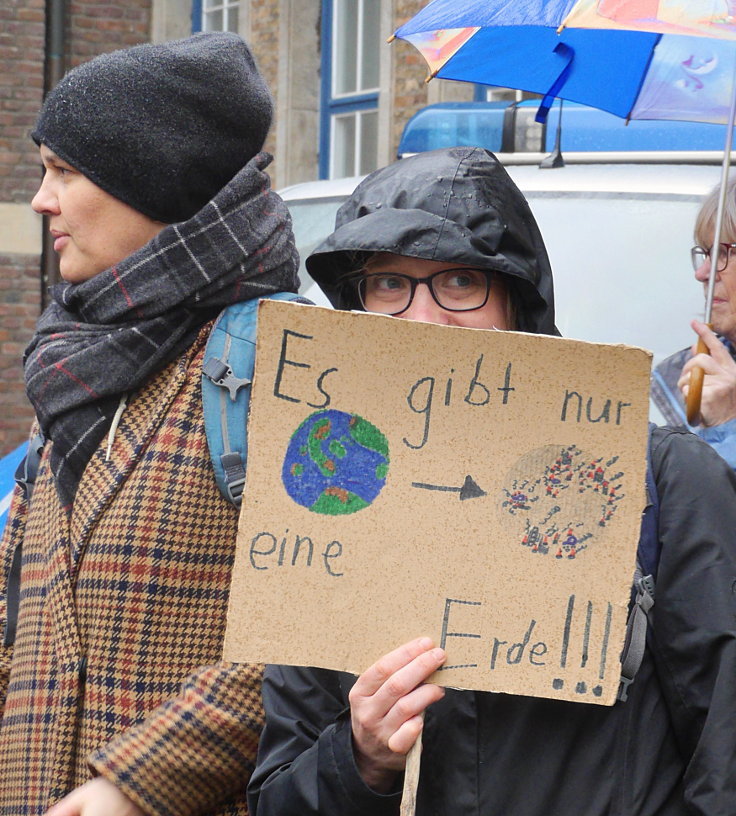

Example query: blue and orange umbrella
[394,0,736,126]
[394,0,736,421]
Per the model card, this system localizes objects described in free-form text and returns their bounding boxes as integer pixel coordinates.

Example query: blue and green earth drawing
[282,409,389,515]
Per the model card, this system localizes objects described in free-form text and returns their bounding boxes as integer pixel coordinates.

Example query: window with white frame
[199,0,239,32]
[321,0,380,179]
[476,85,536,103]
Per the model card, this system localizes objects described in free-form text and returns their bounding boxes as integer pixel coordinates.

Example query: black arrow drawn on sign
[411,475,487,501]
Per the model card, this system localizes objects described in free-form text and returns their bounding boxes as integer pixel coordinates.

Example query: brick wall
[67,0,151,66]
[391,0,430,157]
[0,257,40,452]
[0,0,152,455]
[0,0,46,454]
[250,0,280,161]
[1,0,45,206]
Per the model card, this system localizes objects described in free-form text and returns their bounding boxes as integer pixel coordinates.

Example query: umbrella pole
[705,108,736,324]
[685,58,736,425]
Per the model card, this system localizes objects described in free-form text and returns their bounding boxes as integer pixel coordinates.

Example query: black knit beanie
[32,32,273,224]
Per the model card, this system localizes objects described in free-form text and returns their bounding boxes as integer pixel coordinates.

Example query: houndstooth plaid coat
[0,327,263,816]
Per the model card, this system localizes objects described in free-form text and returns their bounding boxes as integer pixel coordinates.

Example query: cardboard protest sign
[223,300,652,706]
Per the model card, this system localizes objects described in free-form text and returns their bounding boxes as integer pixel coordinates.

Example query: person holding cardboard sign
[248,147,736,816]
[652,178,736,470]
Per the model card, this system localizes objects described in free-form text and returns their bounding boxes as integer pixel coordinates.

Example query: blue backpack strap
[618,422,660,701]
[4,430,45,648]
[202,292,310,507]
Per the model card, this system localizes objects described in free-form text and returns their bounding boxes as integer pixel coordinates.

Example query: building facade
[1,0,476,453]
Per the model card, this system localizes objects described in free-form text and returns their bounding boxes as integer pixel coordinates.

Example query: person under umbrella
[652,178,736,469]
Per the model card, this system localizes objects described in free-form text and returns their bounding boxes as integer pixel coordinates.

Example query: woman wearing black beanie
[0,32,299,816]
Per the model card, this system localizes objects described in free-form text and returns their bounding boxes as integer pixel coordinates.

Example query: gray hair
[695,177,736,247]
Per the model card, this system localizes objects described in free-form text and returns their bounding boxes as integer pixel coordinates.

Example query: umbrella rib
[623,34,663,120]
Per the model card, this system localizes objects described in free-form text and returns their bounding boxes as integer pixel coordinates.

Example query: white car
[280,154,722,420]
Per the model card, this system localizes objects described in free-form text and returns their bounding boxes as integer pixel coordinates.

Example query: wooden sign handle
[399,726,423,816]
[685,334,710,425]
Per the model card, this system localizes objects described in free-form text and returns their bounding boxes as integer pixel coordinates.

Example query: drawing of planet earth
[282,409,389,515]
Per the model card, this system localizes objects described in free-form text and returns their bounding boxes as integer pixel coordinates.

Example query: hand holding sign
[348,637,446,793]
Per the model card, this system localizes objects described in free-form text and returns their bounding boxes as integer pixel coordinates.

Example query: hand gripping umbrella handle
[685,334,710,425]
[684,51,736,425]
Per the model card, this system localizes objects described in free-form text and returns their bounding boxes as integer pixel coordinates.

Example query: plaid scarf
[24,152,299,509]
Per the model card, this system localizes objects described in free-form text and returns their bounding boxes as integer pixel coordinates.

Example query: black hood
[306,146,558,336]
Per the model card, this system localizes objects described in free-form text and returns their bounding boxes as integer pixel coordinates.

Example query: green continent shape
[329,439,347,459]
[307,419,336,477]
[375,462,388,480]
[311,490,369,515]
[349,415,390,459]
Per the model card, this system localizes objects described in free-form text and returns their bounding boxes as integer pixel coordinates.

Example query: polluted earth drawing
[282,409,390,515]
[500,444,625,559]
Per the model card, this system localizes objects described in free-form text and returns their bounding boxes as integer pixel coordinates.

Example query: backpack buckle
[221,451,246,507]
[203,357,251,401]
[617,673,635,703]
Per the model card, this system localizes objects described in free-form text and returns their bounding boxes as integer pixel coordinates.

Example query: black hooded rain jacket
[248,148,736,816]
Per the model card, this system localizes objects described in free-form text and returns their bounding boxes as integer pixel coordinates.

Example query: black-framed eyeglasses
[690,243,736,272]
[348,267,494,316]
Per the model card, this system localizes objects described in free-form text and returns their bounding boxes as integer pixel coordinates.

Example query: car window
[290,199,346,308]
[526,190,701,360]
